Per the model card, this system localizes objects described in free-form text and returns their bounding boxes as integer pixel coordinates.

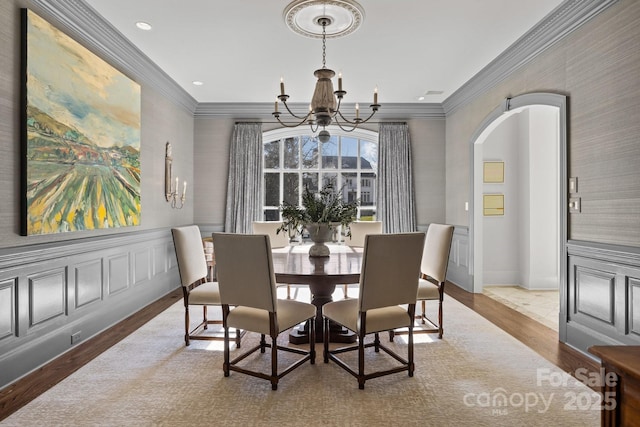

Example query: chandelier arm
[281,100,312,120]
[273,113,313,128]
[336,108,377,125]
[333,119,359,132]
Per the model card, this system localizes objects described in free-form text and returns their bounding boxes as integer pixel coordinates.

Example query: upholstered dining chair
[342,221,383,298]
[390,223,454,341]
[171,225,242,348]
[213,232,317,390]
[323,232,425,389]
[251,221,297,299]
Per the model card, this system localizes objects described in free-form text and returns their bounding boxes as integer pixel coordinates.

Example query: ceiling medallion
[283,0,365,39]
[274,1,379,142]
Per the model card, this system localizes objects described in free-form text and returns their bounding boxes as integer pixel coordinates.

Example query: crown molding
[31,0,198,114]
[32,0,617,120]
[442,0,619,115]
[194,102,444,120]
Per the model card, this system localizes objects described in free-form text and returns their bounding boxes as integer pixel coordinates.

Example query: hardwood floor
[0,284,599,421]
[445,284,599,380]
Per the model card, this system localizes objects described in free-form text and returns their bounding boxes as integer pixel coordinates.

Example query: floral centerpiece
[278,182,358,256]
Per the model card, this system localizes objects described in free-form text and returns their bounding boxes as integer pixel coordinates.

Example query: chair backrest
[213,233,278,312]
[172,225,208,287]
[421,224,454,283]
[358,233,425,311]
[252,221,289,248]
[347,221,383,247]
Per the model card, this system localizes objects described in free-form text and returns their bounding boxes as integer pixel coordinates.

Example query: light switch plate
[569,177,578,193]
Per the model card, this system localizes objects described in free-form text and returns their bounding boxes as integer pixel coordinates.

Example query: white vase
[305,223,334,257]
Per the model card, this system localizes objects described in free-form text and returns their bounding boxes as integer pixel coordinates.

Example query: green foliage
[278,182,358,235]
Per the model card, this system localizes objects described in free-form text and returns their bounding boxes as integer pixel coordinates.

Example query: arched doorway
[468,93,568,340]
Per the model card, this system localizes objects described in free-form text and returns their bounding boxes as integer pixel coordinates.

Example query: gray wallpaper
[445,0,640,247]
[0,0,195,249]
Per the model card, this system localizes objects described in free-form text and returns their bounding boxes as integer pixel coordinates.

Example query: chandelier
[273,0,380,142]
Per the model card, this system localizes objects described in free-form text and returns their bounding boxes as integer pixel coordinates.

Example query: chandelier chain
[273,5,380,138]
[321,22,326,69]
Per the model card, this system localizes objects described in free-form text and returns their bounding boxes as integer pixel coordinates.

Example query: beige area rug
[483,286,559,331]
[2,297,598,427]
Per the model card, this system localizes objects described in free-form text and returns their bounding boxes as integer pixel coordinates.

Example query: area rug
[1,298,599,426]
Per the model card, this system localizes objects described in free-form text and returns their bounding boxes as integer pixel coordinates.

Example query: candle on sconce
[355,103,360,119]
[274,101,278,113]
[175,177,178,194]
[338,72,343,91]
[374,86,378,104]
[183,181,187,197]
[280,77,285,95]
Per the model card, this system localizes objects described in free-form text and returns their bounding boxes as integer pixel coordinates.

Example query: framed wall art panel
[483,194,504,216]
[483,161,504,183]
[21,9,141,235]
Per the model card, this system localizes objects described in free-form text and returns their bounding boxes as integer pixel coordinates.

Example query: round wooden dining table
[271,244,362,344]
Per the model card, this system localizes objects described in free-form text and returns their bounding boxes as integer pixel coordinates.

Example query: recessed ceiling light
[192,81,204,86]
[135,21,152,31]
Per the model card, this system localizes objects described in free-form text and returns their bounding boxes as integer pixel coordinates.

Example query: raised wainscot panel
[74,259,103,309]
[167,241,177,271]
[108,253,130,295]
[0,279,16,341]
[457,239,469,268]
[572,265,615,324]
[133,248,151,285]
[28,268,66,328]
[152,243,167,277]
[630,278,640,337]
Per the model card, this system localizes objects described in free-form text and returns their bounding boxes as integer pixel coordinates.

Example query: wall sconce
[165,142,186,209]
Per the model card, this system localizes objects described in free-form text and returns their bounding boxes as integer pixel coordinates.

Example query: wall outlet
[569,197,581,213]
[71,331,82,345]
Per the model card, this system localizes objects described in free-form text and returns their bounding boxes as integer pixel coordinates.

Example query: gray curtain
[224,123,263,233]
[377,122,417,233]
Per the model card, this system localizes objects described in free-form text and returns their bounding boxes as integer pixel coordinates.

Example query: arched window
[262,126,378,221]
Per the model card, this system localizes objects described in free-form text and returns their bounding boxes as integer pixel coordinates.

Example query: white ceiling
[84,0,564,105]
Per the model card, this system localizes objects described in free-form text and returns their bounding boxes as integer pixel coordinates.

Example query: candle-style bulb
[355,103,360,118]
[374,86,378,104]
[280,77,285,96]
[338,72,343,91]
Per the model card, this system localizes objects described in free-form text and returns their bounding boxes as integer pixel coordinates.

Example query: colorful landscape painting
[23,9,141,235]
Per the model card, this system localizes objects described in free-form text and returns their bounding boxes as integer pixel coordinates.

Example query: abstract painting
[21,9,141,235]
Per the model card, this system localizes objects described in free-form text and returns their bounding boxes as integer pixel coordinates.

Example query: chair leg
[222,306,230,377]
[408,324,415,377]
[202,305,208,330]
[271,335,278,390]
[358,330,365,390]
[309,315,316,364]
[235,328,242,348]
[343,284,348,299]
[260,334,267,353]
[287,285,292,300]
[323,317,329,363]
[388,329,395,342]
[438,294,444,339]
[374,332,380,352]
[184,305,190,346]
[421,300,426,324]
